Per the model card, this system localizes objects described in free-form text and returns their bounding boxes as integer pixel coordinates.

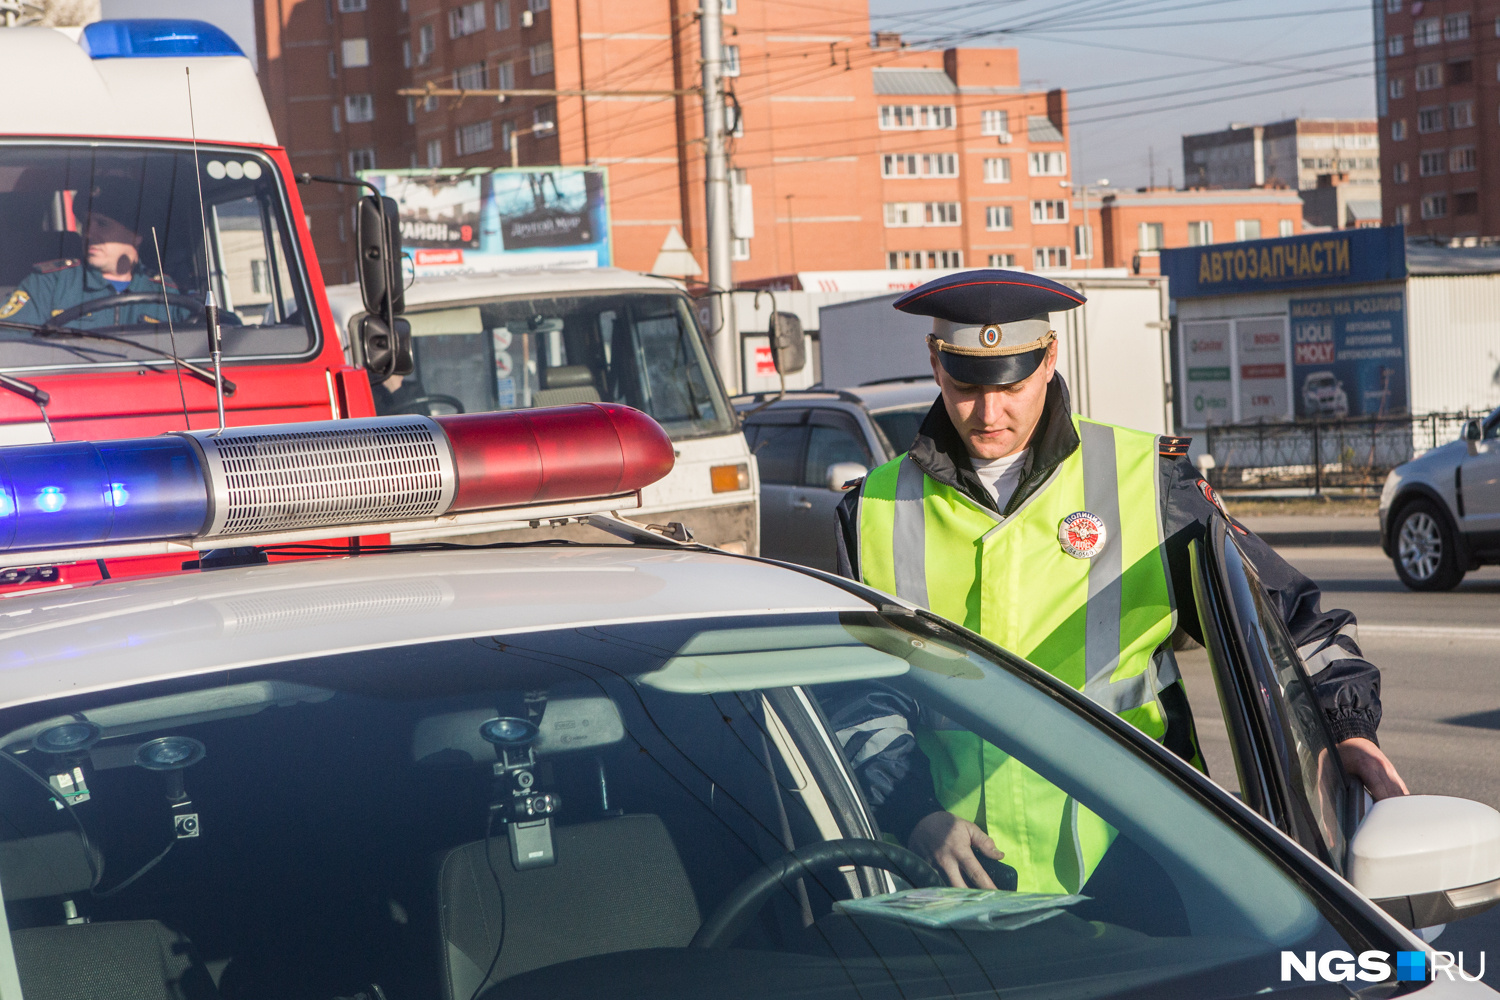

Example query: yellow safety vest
[856,416,1178,893]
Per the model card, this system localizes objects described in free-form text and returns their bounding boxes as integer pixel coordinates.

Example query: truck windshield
[0,142,315,372]
[375,292,734,438]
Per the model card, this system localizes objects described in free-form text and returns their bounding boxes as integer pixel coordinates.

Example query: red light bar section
[435,403,674,512]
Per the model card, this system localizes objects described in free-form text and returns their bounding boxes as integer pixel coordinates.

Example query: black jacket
[832,375,1381,739]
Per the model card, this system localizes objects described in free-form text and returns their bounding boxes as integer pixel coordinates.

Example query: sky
[868,0,1379,191]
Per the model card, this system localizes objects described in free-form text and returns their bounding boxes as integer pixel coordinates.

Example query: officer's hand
[909,811,1004,889]
[1337,737,1409,800]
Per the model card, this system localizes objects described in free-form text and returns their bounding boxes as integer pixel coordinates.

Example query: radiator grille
[188,417,456,537]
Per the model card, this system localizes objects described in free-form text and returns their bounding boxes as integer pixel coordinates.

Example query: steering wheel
[392,394,466,416]
[690,838,943,950]
[47,292,207,329]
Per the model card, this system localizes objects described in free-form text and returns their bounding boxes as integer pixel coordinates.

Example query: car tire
[1392,500,1465,591]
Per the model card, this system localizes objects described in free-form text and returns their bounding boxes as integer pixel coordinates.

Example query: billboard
[363,167,611,275]
[1289,292,1409,418]
[1161,226,1406,299]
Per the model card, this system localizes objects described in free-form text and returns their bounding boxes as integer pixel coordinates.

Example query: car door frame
[1189,513,1365,874]
[744,406,812,562]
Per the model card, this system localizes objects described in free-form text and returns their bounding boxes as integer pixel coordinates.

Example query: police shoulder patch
[1197,478,1229,517]
[0,289,27,319]
[1158,435,1192,458]
[33,258,80,274]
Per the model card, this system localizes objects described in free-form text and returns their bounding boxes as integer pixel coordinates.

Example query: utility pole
[700,0,737,393]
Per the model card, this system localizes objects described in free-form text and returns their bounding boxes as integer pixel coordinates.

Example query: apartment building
[255,0,1074,282]
[1376,0,1500,238]
[1092,187,1306,276]
[1182,119,1381,193]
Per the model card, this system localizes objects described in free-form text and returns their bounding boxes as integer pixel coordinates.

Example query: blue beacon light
[80,20,245,59]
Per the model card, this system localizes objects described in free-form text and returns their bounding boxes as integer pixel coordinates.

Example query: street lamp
[509,118,556,169]
[1062,178,1109,266]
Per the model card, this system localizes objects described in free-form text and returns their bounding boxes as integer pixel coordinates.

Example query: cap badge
[980,324,1002,348]
[1058,511,1108,559]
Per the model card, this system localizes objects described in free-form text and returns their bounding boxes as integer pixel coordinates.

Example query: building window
[722,0,737,13]
[345,93,374,123]
[1033,246,1069,270]
[984,205,1013,231]
[1389,78,1405,99]
[1419,149,1447,175]
[982,157,1010,183]
[426,138,443,167]
[1027,151,1067,176]
[885,203,919,227]
[1413,17,1440,45]
[980,109,1010,137]
[1449,59,1474,83]
[1421,193,1448,218]
[349,148,376,174]
[454,62,486,90]
[337,0,366,11]
[1279,219,1294,237]
[1395,204,1410,224]
[1138,222,1164,252]
[1388,34,1404,55]
[1074,224,1093,260]
[402,40,411,68]
[418,23,434,63]
[456,121,495,155]
[533,104,556,135]
[1234,219,1261,241]
[1414,64,1441,90]
[1386,0,1401,10]
[1417,106,1444,133]
[495,0,510,29]
[1392,161,1409,183]
[1450,101,1475,129]
[496,60,515,89]
[881,153,957,177]
[723,45,740,77]
[1454,191,1479,215]
[528,0,548,8]
[1186,221,1213,246]
[529,41,553,75]
[1391,118,1407,141]
[1030,199,1068,223]
[342,38,370,68]
[1444,12,1471,40]
[886,250,963,269]
[877,105,955,130]
[450,0,485,37]
[330,104,341,133]
[987,253,1016,267]
[1451,146,1476,172]
[406,96,416,123]
[731,238,750,261]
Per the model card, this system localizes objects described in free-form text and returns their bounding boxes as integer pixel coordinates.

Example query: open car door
[1189,513,1366,875]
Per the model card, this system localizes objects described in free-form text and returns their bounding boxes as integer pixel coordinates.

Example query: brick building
[1092,187,1306,276]
[253,0,1076,284]
[1375,1,1499,238]
[1181,118,1381,192]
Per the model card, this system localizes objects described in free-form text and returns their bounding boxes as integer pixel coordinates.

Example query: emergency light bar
[0,403,674,567]
[80,20,245,59]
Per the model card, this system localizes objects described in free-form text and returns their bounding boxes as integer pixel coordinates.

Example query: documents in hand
[835,887,1089,931]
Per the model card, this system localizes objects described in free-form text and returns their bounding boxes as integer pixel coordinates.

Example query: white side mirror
[1349,795,1500,928]
[826,462,867,492]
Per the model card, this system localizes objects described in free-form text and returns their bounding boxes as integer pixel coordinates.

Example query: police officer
[0,212,177,330]
[829,269,1406,894]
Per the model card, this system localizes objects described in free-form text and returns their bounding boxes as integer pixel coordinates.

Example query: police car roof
[0,546,872,712]
[0,26,276,147]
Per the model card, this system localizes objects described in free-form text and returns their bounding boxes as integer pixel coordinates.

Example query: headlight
[1379,471,1400,510]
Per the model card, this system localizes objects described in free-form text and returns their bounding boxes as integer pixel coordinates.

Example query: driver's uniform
[0,258,179,329]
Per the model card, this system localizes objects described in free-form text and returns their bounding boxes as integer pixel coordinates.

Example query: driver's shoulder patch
[33,258,80,274]
[0,289,27,319]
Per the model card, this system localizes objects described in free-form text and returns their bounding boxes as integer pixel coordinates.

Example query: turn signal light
[710,463,749,494]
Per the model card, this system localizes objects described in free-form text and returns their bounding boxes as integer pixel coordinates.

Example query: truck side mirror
[770,311,806,376]
[360,315,413,380]
[357,194,404,320]
[1349,794,1500,928]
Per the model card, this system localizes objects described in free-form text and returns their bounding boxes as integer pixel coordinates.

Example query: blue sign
[1162,226,1406,299]
[1289,292,1408,418]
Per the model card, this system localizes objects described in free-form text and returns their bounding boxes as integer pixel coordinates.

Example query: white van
[327,269,759,552]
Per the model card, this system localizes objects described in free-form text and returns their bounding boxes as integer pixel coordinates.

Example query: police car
[0,405,1492,1000]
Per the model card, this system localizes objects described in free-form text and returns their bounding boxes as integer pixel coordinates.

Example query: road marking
[1359,624,1500,641]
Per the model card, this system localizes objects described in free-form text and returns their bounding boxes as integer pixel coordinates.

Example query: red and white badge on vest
[1058,511,1108,559]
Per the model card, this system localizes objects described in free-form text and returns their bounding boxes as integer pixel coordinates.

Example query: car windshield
[373,292,734,439]
[0,142,315,372]
[0,610,1381,1000]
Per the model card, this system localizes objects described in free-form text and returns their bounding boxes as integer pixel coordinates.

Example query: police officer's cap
[894,269,1085,387]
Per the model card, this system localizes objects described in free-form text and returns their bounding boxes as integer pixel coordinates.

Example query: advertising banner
[1289,292,1409,418]
[363,167,611,274]
[1236,317,1290,422]
[1160,225,1406,299]
[1180,320,1233,428]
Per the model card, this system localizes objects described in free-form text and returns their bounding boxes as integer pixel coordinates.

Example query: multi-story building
[254,0,1074,282]
[1376,0,1499,238]
[1182,119,1380,192]
[1091,187,1306,275]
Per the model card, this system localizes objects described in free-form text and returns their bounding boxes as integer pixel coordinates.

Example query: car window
[803,422,871,488]
[872,406,929,456]
[750,421,807,486]
[0,610,1388,1000]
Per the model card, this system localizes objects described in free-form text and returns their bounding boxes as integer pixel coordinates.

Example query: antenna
[151,226,191,430]
[185,67,226,433]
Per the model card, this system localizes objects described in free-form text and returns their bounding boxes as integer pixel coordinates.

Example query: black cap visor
[937,346,1046,387]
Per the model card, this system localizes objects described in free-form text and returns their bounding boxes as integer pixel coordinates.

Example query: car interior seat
[0,222,83,296]
[534,365,601,407]
[436,814,700,1000]
[1,831,218,1000]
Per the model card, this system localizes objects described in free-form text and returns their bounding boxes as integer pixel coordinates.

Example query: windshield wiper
[0,319,236,395]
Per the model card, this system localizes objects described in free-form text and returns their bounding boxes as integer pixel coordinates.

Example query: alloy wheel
[1398,511,1442,581]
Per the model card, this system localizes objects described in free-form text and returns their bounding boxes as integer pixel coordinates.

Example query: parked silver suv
[1379,404,1500,590]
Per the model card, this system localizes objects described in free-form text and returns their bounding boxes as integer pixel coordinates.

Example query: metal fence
[1201,411,1485,493]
